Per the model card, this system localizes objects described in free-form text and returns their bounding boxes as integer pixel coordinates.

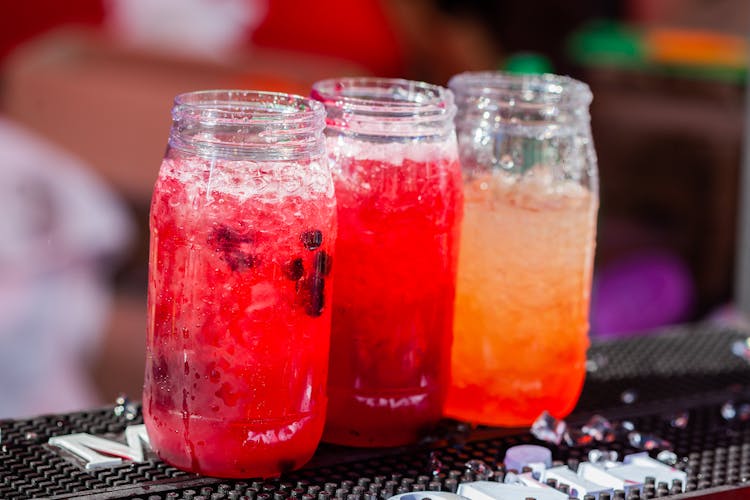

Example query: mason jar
[144,90,336,477]
[312,77,463,446]
[445,72,599,426]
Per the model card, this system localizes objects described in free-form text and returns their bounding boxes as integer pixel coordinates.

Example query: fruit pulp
[144,155,336,477]
[445,168,598,426]
[324,152,463,447]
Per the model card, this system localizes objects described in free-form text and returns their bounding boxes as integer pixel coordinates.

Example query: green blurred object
[567,19,746,84]
[503,52,553,74]
[567,19,646,68]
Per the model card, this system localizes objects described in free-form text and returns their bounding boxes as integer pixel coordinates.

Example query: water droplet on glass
[582,414,614,442]
[657,450,679,466]
[628,431,671,451]
[669,411,689,429]
[465,459,493,480]
[429,451,443,477]
[621,390,638,405]
[531,411,567,445]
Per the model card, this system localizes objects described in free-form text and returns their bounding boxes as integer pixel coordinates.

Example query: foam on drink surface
[466,164,594,211]
[325,136,458,164]
[159,156,334,203]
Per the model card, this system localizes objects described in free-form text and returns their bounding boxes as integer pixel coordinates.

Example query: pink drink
[144,91,334,478]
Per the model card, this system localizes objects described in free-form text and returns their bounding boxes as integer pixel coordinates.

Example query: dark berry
[297,275,325,317]
[210,224,252,249]
[313,251,333,276]
[300,229,323,250]
[283,258,305,281]
[223,251,254,271]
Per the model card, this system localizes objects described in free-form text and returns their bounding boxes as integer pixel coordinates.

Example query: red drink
[144,91,334,478]
[312,78,462,447]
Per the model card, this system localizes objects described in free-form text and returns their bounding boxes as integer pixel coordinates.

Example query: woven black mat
[2,323,750,499]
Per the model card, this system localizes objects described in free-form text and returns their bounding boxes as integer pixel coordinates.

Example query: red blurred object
[251,0,405,77]
[0,0,105,61]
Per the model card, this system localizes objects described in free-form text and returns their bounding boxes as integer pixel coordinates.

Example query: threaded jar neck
[448,72,593,132]
[311,77,456,140]
[169,90,326,161]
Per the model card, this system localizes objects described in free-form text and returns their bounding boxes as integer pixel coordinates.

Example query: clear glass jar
[445,72,599,426]
[311,77,463,446]
[143,90,336,477]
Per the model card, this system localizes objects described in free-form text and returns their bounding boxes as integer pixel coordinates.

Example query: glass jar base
[443,383,583,428]
[144,409,324,478]
[323,387,443,447]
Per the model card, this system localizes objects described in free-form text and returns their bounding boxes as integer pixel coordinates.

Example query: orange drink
[445,72,599,426]
[446,168,597,426]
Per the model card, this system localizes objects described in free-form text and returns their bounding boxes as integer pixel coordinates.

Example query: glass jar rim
[448,71,592,108]
[312,77,454,113]
[172,89,326,129]
[311,77,456,138]
[169,90,326,161]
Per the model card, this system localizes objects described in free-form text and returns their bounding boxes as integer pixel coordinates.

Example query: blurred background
[0,0,748,418]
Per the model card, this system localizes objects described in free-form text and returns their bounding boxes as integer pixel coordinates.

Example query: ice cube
[563,427,595,447]
[588,449,618,464]
[531,411,567,445]
[582,415,614,442]
[620,390,638,405]
[720,400,750,421]
[721,401,737,420]
[656,450,678,466]
[628,431,671,451]
[465,459,493,480]
[669,412,689,429]
[612,420,635,440]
